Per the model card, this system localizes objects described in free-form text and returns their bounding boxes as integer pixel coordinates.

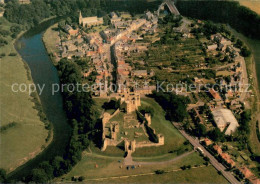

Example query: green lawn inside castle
[92,94,191,158]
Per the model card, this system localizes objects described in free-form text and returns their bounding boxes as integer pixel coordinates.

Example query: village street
[172,123,241,184]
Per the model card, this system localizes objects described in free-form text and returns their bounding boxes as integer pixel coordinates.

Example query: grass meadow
[58,151,227,183]
[0,17,48,172]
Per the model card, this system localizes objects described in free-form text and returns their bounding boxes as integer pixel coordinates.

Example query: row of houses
[204,139,260,184]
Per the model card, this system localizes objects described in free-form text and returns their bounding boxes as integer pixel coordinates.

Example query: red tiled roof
[239,167,254,179]
[209,89,222,100]
[213,145,222,155]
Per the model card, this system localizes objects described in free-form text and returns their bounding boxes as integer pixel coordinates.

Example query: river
[8,18,71,180]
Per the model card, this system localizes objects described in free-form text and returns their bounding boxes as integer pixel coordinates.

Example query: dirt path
[132,151,194,166]
[84,165,207,182]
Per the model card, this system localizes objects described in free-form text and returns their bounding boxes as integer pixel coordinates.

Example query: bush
[155,170,165,174]
[0,122,17,133]
[78,176,85,181]
[8,53,17,56]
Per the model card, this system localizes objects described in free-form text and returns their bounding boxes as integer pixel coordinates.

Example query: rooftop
[212,108,239,135]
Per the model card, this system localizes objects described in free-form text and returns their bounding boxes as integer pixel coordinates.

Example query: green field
[57,151,227,183]
[0,17,48,172]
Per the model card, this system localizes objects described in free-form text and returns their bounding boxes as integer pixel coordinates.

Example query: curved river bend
[8,18,260,181]
[9,18,71,180]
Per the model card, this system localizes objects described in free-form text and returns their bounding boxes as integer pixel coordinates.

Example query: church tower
[79,11,83,26]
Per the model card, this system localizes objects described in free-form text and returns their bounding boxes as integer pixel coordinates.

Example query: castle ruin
[101,91,164,154]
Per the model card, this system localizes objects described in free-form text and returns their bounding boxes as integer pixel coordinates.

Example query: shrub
[8,53,17,56]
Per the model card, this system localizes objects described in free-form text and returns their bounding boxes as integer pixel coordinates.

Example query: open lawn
[58,151,227,183]
[0,17,48,172]
[132,97,190,157]
[93,98,110,115]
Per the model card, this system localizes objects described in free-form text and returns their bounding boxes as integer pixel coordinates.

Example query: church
[79,11,103,27]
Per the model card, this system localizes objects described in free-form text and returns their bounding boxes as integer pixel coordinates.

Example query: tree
[209,128,225,142]
[0,168,6,183]
[52,156,66,177]
[58,20,66,30]
[197,124,207,137]
[31,168,48,183]
[39,161,54,180]
[235,39,243,48]
[152,91,190,122]
[78,176,85,181]
[241,46,251,57]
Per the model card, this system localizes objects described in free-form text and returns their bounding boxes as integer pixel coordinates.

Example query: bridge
[157,0,180,16]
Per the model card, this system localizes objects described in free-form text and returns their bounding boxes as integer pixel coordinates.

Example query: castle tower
[158,134,164,145]
[130,140,136,152]
[124,139,129,152]
[145,113,152,126]
[101,138,107,151]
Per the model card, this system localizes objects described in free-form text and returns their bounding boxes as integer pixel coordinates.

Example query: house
[64,25,78,36]
[211,34,223,43]
[145,11,154,20]
[220,153,236,167]
[19,0,30,4]
[239,166,254,178]
[204,138,213,146]
[79,11,103,27]
[134,85,156,95]
[110,12,118,19]
[110,12,121,23]
[132,70,147,77]
[250,178,260,184]
[213,144,222,155]
[0,9,4,17]
[207,44,218,51]
[212,108,239,135]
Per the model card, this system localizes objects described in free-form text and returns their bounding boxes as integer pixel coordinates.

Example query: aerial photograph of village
[0,0,260,183]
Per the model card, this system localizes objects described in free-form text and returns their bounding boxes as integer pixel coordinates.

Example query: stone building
[79,11,103,27]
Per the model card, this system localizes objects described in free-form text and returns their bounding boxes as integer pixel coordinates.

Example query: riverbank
[228,26,260,155]
[7,16,71,181]
[0,17,52,172]
[42,23,60,64]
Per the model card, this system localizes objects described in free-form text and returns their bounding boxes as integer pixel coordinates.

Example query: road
[238,56,249,102]
[173,123,241,184]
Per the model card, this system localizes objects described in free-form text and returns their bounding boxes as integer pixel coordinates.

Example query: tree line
[176,0,260,40]
[4,0,161,29]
